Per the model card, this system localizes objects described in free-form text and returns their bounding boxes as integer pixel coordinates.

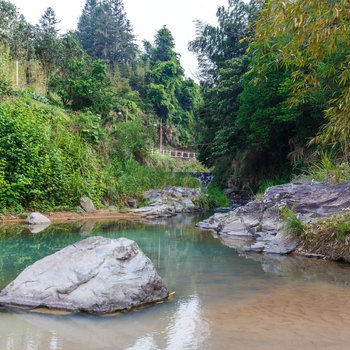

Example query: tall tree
[9,15,35,62]
[145,27,201,148]
[35,7,62,82]
[189,0,257,172]
[38,7,59,35]
[0,0,17,43]
[77,0,97,56]
[252,0,350,161]
[189,0,258,85]
[77,0,137,66]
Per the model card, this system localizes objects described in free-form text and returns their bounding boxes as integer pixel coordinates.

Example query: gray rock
[125,198,138,208]
[26,212,51,225]
[197,182,350,256]
[249,242,265,253]
[0,237,168,314]
[263,182,350,220]
[79,196,96,213]
[134,187,202,218]
[196,212,234,231]
[263,232,298,254]
[108,205,118,211]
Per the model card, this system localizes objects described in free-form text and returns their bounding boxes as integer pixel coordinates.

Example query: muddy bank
[0,210,146,225]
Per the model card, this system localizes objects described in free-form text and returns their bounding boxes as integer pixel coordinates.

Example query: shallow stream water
[1,215,350,350]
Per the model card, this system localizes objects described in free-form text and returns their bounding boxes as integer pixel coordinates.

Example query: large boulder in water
[0,237,168,314]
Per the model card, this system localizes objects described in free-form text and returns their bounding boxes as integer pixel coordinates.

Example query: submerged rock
[198,182,350,255]
[133,187,202,218]
[0,237,168,314]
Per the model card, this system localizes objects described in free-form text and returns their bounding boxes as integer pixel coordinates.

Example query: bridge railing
[152,148,197,160]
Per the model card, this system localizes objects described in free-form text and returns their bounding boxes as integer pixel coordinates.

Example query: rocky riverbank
[198,182,350,261]
[132,186,203,218]
[0,186,204,226]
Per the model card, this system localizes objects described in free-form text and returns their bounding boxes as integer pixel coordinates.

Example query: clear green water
[1,215,350,350]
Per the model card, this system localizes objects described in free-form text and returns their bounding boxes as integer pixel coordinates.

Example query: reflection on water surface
[1,215,350,349]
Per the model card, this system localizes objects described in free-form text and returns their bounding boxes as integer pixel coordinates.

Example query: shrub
[0,96,112,210]
[206,184,229,208]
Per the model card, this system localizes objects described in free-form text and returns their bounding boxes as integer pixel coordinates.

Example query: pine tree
[35,7,62,85]
[0,0,17,43]
[77,0,97,57]
[77,0,137,66]
[153,26,176,63]
[39,7,59,36]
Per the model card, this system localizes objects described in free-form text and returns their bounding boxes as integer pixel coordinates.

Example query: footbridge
[152,148,197,160]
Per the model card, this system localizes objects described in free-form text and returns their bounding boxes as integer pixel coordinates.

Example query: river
[1,214,350,349]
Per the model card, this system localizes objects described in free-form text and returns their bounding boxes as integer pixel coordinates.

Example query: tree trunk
[15,60,19,87]
[159,119,163,152]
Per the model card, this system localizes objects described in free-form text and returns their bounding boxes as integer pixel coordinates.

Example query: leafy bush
[192,185,228,210]
[50,58,113,116]
[0,96,112,210]
[206,184,229,208]
[112,120,154,164]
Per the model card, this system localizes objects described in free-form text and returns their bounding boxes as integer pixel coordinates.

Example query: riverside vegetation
[1,0,350,256]
[189,0,350,258]
[0,0,211,213]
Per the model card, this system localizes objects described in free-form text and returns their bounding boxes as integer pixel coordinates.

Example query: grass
[148,151,208,173]
[299,213,350,262]
[192,184,229,210]
[206,184,229,208]
[280,206,306,236]
[299,152,350,183]
[114,158,200,206]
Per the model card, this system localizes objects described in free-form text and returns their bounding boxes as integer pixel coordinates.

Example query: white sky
[9,0,228,79]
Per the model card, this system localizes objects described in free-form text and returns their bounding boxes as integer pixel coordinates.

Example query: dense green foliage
[0,0,204,212]
[191,0,350,190]
[144,27,202,147]
[0,95,112,210]
[4,0,349,211]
